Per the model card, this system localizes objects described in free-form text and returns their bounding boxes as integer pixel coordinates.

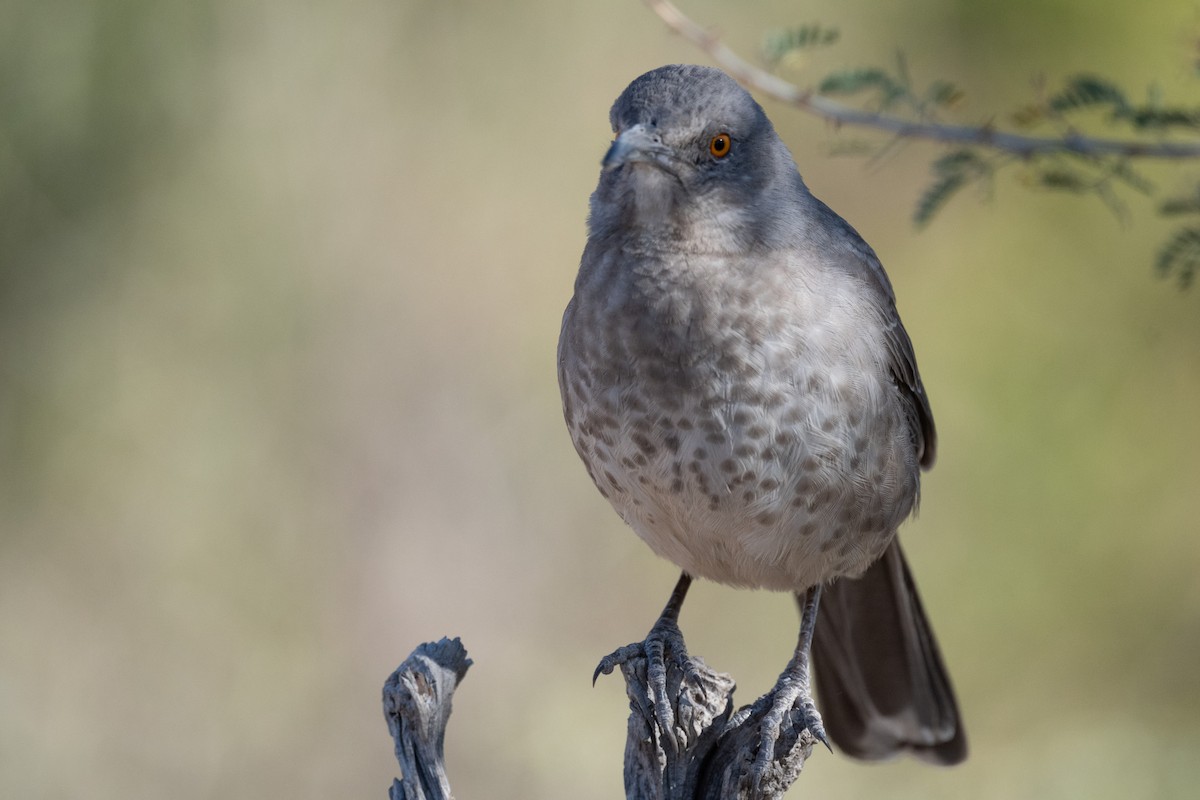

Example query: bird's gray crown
[608,65,764,140]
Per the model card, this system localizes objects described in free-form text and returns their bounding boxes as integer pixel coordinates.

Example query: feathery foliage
[914,150,990,227]
[652,0,1200,286]
[925,80,965,110]
[1048,75,1130,115]
[1156,227,1200,288]
[781,48,1200,284]
[762,25,840,65]
[1156,186,1200,285]
[818,68,906,103]
[1160,187,1200,216]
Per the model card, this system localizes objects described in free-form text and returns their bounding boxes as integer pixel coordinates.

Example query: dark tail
[811,539,967,765]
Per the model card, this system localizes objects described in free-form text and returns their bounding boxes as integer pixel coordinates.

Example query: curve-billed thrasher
[557,65,966,771]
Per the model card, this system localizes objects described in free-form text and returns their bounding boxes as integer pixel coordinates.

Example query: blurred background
[2,0,1199,797]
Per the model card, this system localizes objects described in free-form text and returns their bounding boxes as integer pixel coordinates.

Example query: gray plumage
[558,64,965,765]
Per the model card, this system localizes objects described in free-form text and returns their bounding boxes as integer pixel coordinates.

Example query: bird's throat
[624,166,680,231]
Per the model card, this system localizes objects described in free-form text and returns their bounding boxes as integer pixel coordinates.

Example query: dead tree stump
[382,636,815,799]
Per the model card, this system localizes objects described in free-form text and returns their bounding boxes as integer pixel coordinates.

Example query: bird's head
[588,65,806,252]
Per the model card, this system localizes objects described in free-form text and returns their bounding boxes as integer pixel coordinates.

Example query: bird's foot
[744,585,830,794]
[594,614,702,753]
[593,612,694,684]
[746,668,829,790]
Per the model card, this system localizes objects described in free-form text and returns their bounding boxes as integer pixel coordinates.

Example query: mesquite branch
[644,0,1200,160]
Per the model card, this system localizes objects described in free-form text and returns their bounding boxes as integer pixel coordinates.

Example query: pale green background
[3,1,1199,798]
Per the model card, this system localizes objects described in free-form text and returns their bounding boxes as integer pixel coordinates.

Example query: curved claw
[592,642,645,685]
[592,663,606,686]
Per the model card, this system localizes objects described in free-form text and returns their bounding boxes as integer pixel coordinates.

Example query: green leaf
[914,149,989,227]
[1155,227,1200,288]
[1048,75,1129,115]
[914,171,966,227]
[931,149,986,176]
[1010,104,1045,128]
[1107,160,1154,196]
[819,68,903,99]
[926,80,964,108]
[1038,168,1090,193]
[761,25,840,64]
[1127,106,1200,131]
[1160,187,1200,216]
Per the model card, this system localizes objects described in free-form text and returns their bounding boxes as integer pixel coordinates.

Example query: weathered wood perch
[382,638,472,800]
[383,636,817,799]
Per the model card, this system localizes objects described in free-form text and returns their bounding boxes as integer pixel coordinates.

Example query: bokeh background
[3,0,1199,797]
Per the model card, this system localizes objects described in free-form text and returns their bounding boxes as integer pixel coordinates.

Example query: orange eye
[709,133,732,158]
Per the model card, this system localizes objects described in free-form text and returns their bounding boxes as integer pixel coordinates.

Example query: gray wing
[813,197,937,469]
[877,287,937,469]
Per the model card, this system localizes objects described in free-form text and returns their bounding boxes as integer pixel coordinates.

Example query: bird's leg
[748,584,830,789]
[593,572,692,683]
[594,571,696,752]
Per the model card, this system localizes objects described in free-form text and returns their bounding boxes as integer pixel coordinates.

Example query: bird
[557,64,966,776]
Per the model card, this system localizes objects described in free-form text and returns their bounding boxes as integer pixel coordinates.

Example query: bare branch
[382,638,472,800]
[644,0,1200,160]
